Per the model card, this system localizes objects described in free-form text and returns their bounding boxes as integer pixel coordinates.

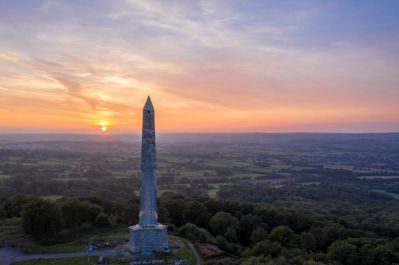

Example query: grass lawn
[55,177,88,182]
[134,189,173,196]
[179,171,206,177]
[270,184,285,189]
[112,170,136,179]
[21,229,129,254]
[203,160,252,168]
[12,250,196,265]
[37,159,68,166]
[159,156,190,163]
[373,189,399,200]
[0,173,11,182]
[175,247,196,264]
[232,172,264,179]
[298,182,321,186]
[40,195,63,201]
[11,256,98,265]
[169,236,199,265]
[208,188,219,199]
[6,156,20,163]
[0,218,25,246]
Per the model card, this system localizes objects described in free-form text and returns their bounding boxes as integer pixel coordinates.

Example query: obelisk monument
[129,97,169,255]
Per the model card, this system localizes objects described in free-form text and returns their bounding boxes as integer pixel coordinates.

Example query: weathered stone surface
[129,97,169,255]
[129,224,168,255]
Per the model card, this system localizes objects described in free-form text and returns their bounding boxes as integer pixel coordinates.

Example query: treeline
[1,193,399,265]
[219,183,399,232]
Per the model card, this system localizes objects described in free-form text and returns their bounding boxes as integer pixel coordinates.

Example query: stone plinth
[129,224,169,255]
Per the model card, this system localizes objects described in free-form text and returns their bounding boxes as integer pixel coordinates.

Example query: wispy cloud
[0,0,398,132]
[52,75,97,110]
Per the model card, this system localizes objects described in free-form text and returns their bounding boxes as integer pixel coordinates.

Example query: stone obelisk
[140,96,158,227]
[129,97,169,255]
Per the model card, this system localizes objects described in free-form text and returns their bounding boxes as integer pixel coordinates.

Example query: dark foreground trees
[2,193,399,265]
[21,199,63,239]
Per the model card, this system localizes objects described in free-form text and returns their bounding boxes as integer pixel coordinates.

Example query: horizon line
[1,131,399,135]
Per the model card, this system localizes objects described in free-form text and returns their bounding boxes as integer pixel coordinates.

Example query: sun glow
[98,120,110,132]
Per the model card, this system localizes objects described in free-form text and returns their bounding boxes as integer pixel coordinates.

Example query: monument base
[129,224,169,255]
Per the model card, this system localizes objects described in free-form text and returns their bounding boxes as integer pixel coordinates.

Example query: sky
[0,0,398,133]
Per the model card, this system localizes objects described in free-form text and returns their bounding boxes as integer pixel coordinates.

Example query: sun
[98,120,110,132]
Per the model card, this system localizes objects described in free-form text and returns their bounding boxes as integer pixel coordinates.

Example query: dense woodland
[1,193,399,265]
[1,134,399,264]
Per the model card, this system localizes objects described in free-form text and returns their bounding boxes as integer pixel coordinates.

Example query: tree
[304,261,326,265]
[311,222,347,251]
[95,213,110,227]
[269,226,297,248]
[300,232,317,251]
[22,199,63,239]
[4,195,38,217]
[183,201,209,227]
[372,245,396,265]
[178,223,214,243]
[158,207,171,224]
[225,226,238,242]
[61,199,103,227]
[250,226,268,245]
[327,240,358,265]
[239,256,269,265]
[61,199,85,227]
[247,239,282,257]
[162,198,186,226]
[238,214,264,245]
[359,244,375,265]
[209,211,239,235]
[121,203,139,225]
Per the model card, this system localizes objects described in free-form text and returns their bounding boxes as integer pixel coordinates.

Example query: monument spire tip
[144,96,154,111]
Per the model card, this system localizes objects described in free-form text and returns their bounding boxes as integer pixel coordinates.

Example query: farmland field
[1,133,399,264]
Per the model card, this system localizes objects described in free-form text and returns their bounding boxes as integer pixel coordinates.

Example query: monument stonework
[129,97,169,255]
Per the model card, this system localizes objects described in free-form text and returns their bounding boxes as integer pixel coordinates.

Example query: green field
[12,256,99,265]
[0,173,11,182]
[134,189,173,197]
[40,195,63,200]
[22,229,129,254]
[160,156,190,163]
[0,218,25,246]
[112,170,134,179]
[232,172,264,178]
[203,159,252,168]
[169,236,199,265]
[373,189,399,200]
[37,159,69,166]
[55,177,88,182]
[179,171,207,177]
[298,182,321,186]
[208,188,219,199]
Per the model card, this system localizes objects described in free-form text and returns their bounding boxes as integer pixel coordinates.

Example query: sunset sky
[1,1,398,133]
